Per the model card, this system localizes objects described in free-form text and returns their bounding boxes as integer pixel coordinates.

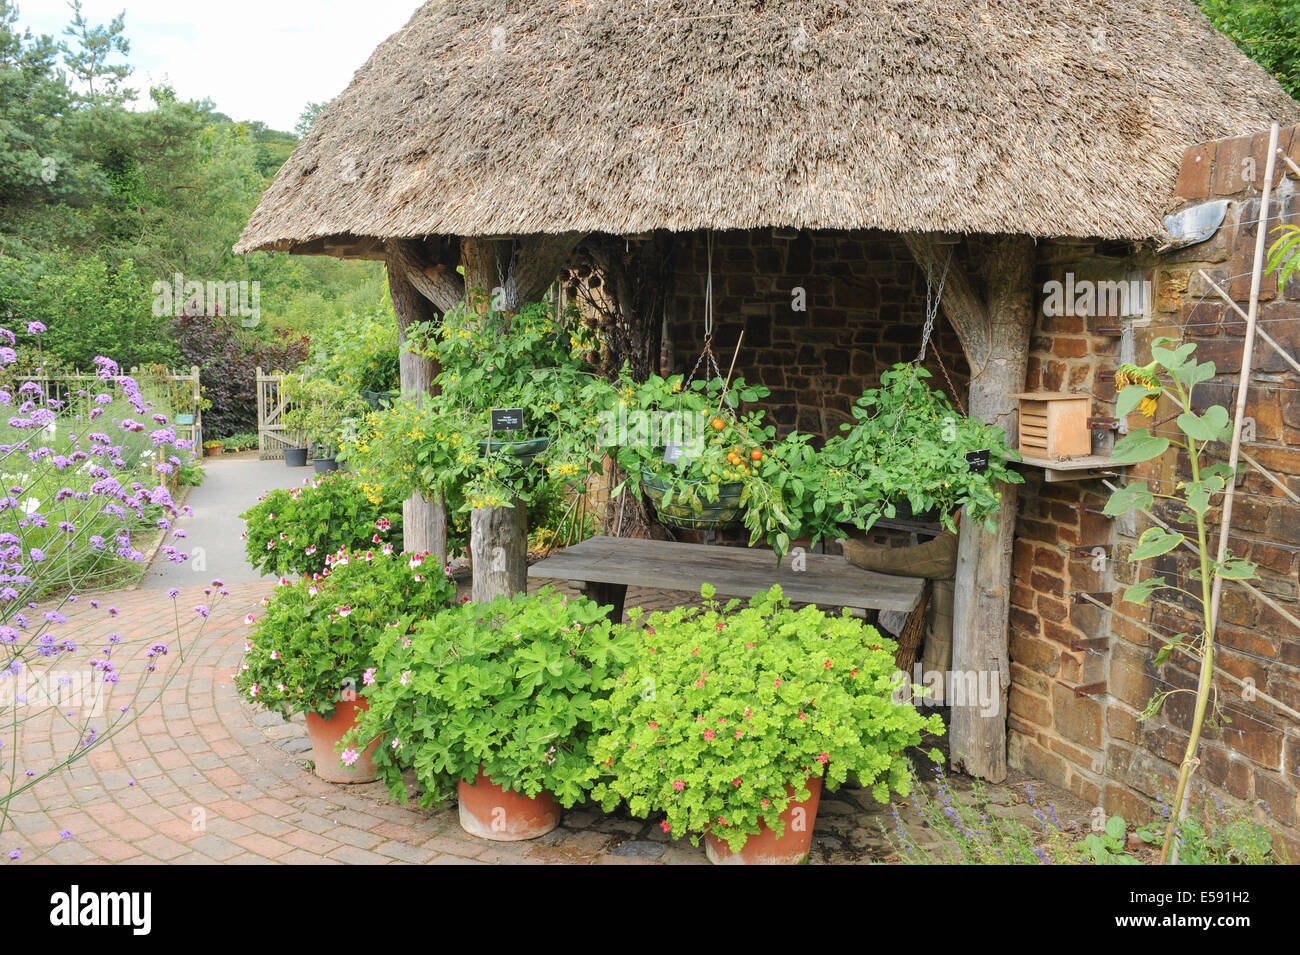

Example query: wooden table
[528,536,925,623]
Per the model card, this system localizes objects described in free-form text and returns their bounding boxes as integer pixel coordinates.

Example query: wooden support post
[459,233,583,602]
[385,242,447,563]
[470,499,528,603]
[903,232,1037,782]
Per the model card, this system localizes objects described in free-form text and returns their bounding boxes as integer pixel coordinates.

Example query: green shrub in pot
[591,584,945,853]
[348,589,638,807]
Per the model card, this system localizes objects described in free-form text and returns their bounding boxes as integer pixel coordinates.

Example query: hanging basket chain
[886,248,954,447]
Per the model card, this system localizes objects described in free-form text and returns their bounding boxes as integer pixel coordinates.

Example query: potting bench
[528,536,926,625]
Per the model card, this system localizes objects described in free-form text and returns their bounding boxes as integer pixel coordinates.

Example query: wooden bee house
[1009,392,1092,459]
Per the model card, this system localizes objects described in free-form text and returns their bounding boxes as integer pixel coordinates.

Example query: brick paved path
[5,579,1084,865]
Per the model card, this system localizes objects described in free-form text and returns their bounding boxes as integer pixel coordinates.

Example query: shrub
[240,471,404,577]
[591,584,945,851]
[169,313,309,438]
[350,590,637,808]
[235,546,457,721]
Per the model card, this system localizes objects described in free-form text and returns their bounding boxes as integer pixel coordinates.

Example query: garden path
[142,455,311,590]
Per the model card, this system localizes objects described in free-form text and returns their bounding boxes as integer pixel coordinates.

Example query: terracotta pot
[304,699,379,783]
[705,776,823,865]
[457,768,561,841]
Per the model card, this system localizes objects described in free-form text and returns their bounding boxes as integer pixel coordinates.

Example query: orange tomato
[750,450,763,461]
[710,418,725,431]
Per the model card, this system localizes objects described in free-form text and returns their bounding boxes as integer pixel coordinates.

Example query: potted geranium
[591,584,944,864]
[346,589,636,840]
[235,544,457,782]
[240,472,404,578]
[203,439,223,457]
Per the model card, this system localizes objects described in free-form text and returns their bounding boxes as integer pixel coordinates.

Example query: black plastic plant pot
[476,436,552,465]
[284,447,309,468]
[313,457,339,475]
[642,472,744,531]
[360,389,400,410]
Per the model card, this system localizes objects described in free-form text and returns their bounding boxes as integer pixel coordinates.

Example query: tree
[61,0,133,103]
[1199,0,1300,99]
[295,101,327,139]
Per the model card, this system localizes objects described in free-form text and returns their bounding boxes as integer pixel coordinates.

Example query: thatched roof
[236,0,1299,254]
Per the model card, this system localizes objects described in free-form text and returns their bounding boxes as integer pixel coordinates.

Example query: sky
[19,0,424,131]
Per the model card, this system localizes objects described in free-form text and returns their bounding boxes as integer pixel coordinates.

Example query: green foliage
[239,472,404,577]
[306,303,400,393]
[6,251,175,369]
[346,296,608,517]
[350,590,637,808]
[1138,795,1286,865]
[1081,815,1142,865]
[825,364,1023,533]
[591,584,944,852]
[220,432,257,452]
[1268,224,1300,289]
[1105,337,1261,860]
[0,2,384,377]
[235,546,458,721]
[1198,0,1300,99]
[281,373,366,453]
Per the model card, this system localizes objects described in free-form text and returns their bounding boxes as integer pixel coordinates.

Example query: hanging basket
[642,472,744,531]
[477,436,552,465]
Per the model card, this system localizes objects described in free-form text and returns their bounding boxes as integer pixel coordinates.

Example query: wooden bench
[528,536,926,626]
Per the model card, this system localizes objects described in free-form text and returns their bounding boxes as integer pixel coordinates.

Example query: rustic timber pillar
[459,234,580,602]
[903,232,1036,782]
[385,241,450,563]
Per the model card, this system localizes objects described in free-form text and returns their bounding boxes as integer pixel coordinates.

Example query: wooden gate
[256,367,298,459]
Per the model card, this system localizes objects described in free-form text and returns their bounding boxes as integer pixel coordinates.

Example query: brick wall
[1008,125,1300,857]
[665,229,969,439]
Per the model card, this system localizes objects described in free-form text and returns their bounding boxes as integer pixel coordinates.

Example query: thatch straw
[236,0,1299,254]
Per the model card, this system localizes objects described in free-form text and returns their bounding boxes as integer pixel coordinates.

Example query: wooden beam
[386,239,465,313]
[904,233,1037,782]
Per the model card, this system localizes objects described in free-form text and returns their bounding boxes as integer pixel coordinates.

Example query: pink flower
[660,820,671,833]
[340,748,359,767]
[817,752,829,764]
[824,660,832,670]
[745,642,754,648]
[648,721,657,729]
[244,613,255,625]
[773,678,782,688]
[337,606,352,617]
[732,777,742,787]
[270,650,279,660]
[399,670,411,686]
[734,729,743,738]
[703,729,715,742]
[249,683,259,698]
[363,668,377,686]
[798,711,806,721]
[672,779,685,791]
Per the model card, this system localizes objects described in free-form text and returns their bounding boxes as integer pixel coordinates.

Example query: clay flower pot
[457,768,561,841]
[705,776,824,865]
[304,699,379,783]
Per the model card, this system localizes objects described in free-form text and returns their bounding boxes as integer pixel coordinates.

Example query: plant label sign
[966,449,991,474]
[490,408,524,432]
